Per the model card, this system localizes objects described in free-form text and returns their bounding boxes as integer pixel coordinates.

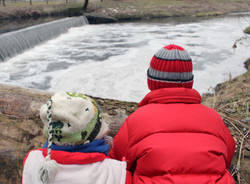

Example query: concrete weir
[0,16,88,62]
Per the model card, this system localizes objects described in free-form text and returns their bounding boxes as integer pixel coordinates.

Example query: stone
[244,58,250,71]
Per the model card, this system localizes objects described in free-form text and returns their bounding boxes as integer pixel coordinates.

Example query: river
[0,14,249,102]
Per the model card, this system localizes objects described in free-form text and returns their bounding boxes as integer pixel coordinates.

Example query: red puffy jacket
[109,88,235,184]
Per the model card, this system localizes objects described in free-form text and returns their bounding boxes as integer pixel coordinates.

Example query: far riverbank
[1,0,250,23]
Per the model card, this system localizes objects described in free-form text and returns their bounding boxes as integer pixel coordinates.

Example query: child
[109,44,236,184]
[22,92,130,184]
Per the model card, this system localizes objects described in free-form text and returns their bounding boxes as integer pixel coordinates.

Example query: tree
[2,0,6,6]
[82,0,88,11]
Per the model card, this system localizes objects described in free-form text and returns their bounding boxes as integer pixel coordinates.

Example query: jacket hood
[139,87,201,107]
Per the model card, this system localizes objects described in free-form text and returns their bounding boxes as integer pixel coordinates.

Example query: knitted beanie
[147,44,193,90]
[40,92,109,146]
[39,92,109,184]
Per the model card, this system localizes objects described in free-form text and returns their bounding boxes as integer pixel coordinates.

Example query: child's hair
[39,92,109,184]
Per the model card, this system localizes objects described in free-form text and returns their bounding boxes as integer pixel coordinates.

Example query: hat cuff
[147,77,193,90]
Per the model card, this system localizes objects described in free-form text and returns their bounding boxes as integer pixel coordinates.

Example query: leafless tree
[2,0,6,6]
[82,0,88,10]
[30,0,32,5]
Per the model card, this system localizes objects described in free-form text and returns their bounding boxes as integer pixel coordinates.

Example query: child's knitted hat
[39,92,109,184]
[147,44,194,90]
[40,92,109,146]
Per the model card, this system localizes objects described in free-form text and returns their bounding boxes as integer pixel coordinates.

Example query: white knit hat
[39,92,109,184]
[40,92,109,146]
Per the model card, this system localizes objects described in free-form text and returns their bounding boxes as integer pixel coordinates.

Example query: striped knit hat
[147,44,193,90]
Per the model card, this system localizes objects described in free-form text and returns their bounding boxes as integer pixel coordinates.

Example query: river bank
[0,1,249,183]
[1,0,250,35]
[202,59,250,184]
[1,0,250,23]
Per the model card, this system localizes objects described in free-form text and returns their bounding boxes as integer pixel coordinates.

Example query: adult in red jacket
[109,44,235,184]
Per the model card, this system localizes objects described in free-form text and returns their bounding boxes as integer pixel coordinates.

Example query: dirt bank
[202,59,250,184]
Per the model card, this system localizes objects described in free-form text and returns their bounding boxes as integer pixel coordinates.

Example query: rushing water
[0,14,249,102]
[0,16,88,62]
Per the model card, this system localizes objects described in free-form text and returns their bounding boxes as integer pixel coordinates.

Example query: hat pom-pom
[39,158,60,184]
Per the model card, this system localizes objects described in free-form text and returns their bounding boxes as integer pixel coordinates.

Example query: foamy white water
[0,14,249,102]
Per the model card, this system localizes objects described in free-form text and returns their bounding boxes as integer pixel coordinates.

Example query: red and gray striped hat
[147,44,193,90]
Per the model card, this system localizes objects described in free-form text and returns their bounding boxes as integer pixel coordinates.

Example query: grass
[87,0,250,20]
[0,0,84,19]
[202,67,250,184]
[1,0,250,21]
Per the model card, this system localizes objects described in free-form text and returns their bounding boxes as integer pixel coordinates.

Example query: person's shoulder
[101,158,127,183]
[196,104,225,126]
[24,149,43,164]
[199,103,221,116]
[104,158,126,165]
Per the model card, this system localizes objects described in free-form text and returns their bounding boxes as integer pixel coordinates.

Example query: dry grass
[1,0,250,20]
[87,0,250,19]
[0,0,84,19]
[202,69,250,184]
